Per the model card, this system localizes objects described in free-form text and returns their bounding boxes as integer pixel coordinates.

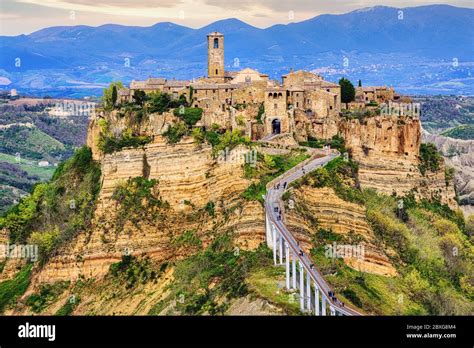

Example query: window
[274,104,277,109]
[215,69,218,75]
[214,38,219,48]
[296,102,299,107]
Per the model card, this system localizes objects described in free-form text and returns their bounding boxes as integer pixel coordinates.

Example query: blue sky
[1,0,473,35]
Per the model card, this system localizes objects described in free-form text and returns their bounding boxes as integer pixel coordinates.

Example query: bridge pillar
[272,225,277,265]
[306,271,311,311]
[321,295,327,316]
[292,257,296,289]
[330,305,336,316]
[314,283,320,316]
[299,262,304,312]
[265,213,272,248]
[285,245,290,290]
[278,233,283,265]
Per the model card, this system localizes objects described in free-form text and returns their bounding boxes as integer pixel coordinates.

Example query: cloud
[51,0,181,8]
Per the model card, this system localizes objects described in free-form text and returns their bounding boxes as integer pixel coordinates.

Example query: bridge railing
[263,150,361,316]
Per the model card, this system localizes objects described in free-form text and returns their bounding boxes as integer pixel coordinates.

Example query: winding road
[263,147,363,316]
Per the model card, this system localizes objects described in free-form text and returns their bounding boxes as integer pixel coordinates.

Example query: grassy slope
[441,125,474,140]
[0,153,55,181]
[292,157,473,315]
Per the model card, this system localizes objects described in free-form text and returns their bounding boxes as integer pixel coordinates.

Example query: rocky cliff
[285,183,397,277]
[32,137,265,284]
[422,130,474,216]
[340,116,457,209]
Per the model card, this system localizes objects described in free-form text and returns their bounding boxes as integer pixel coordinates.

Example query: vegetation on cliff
[0,264,32,313]
[98,119,152,154]
[289,156,473,315]
[148,232,275,315]
[111,177,169,233]
[242,150,309,203]
[419,143,442,175]
[0,146,101,263]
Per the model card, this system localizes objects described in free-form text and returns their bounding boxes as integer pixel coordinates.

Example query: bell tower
[207,32,225,82]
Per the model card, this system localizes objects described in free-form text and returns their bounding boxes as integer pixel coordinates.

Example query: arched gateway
[272,118,281,134]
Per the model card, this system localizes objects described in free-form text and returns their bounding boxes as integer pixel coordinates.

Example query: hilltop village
[0,31,470,318]
[116,32,406,142]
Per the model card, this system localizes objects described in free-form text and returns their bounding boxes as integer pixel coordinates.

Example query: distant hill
[0,101,89,213]
[1,5,473,97]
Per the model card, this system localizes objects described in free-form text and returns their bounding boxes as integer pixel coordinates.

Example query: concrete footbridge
[263,148,363,316]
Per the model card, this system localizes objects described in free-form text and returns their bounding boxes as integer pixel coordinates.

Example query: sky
[1,0,473,36]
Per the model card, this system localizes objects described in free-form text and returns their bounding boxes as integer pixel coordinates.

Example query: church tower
[207,32,225,82]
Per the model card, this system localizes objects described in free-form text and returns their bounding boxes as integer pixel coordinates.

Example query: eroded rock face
[32,139,265,284]
[285,186,397,277]
[422,131,474,217]
[340,116,457,209]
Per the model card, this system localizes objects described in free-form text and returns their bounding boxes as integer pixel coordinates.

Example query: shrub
[98,129,152,154]
[191,127,205,144]
[25,281,69,313]
[29,227,60,262]
[174,107,203,127]
[109,255,156,289]
[205,201,215,217]
[419,143,442,175]
[163,122,187,144]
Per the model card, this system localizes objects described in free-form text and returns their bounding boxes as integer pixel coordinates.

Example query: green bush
[163,122,187,144]
[0,146,101,247]
[419,143,442,175]
[109,255,157,289]
[111,177,167,232]
[174,107,203,127]
[55,296,80,316]
[25,281,69,313]
[99,131,152,154]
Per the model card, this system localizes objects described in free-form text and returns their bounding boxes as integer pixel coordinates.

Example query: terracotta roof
[192,83,236,90]
[146,78,166,85]
[164,80,189,87]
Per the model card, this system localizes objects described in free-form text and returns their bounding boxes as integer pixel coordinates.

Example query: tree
[339,78,355,104]
[111,85,117,106]
[133,90,147,107]
[102,81,123,110]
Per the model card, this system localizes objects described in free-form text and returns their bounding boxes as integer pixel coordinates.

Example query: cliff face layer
[422,131,474,216]
[33,138,265,284]
[340,116,457,208]
[285,186,397,277]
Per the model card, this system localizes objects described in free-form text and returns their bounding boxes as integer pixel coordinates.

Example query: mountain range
[0,5,473,97]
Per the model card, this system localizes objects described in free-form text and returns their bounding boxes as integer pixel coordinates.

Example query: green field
[0,153,55,181]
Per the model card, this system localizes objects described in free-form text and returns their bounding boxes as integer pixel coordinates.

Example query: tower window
[214,38,219,48]
[216,69,218,75]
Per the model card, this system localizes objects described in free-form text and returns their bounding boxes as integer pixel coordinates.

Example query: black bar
[0,316,471,346]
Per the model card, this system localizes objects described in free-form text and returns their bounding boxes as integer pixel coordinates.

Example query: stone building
[119,32,403,141]
[355,86,397,104]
